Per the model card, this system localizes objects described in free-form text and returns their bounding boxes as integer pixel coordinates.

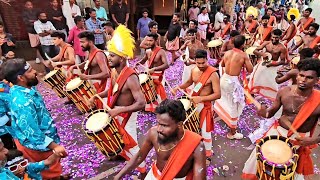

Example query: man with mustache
[1,59,67,179]
[290,23,320,54]
[68,31,109,109]
[114,99,206,179]
[242,58,320,179]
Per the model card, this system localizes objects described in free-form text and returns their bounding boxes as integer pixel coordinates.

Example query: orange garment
[58,44,73,82]
[299,17,315,32]
[268,16,275,26]
[260,26,273,44]
[165,37,180,51]
[248,20,258,33]
[284,24,297,47]
[84,49,109,109]
[157,130,202,180]
[309,36,320,49]
[14,140,62,179]
[221,22,232,39]
[192,66,217,132]
[288,90,320,175]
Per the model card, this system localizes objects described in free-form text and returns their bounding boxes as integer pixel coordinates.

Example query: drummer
[290,23,320,54]
[89,25,147,175]
[297,8,315,35]
[48,31,75,82]
[242,7,259,36]
[172,49,220,164]
[249,29,287,100]
[281,8,299,47]
[276,48,315,85]
[68,31,110,109]
[252,15,273,46]
[220,30,240,56]
[135,33,169,112]
[242,58,320,179]
[219,14,232,40]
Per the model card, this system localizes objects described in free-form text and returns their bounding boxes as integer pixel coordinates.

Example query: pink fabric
[67,26,86,56]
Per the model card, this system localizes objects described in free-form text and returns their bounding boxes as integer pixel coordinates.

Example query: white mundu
[86,112,110,132]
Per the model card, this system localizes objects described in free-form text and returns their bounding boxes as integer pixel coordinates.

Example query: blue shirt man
[137,10,152,40]
[86,8,105,49]
[93,0,108,23]
[0,82,11,137]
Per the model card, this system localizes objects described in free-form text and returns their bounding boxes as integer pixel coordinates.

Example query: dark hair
[189,19,198,26]
[195,49,207,59]
[78,31,95,42]
[305,8,312,13]
[142,8,149,14]
[51,31,66,40]
[36,11,46,18]
[0,22,4,26]
[74,15,83,24]
[6,149,23,162]
[230,30,240,37]
[217,5,223,12]
[299,48,315,58]
[262,15,270,20]
[200,7,207,13]
[272,29,282,36]
[146,33,158,40]
[297,58,320,77]
[290,15,296,21]
[309,23,319,31]
[173,13,180,18]
[224,14,231,19]
[2,58,27,84]
[186,28,197,34]
[148,20,158,29]
[102,21,114,29]
[88,8,96,14]
[234,35,246,48]
[267,7,274,12]
[155,99,186,123]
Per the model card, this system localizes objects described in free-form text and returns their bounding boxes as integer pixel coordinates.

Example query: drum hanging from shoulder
[256,135,299,180]
[83,109,125,157]
[65,77,96,113]
[208,39,223,60]
[178,96,200,134]
[43,69,67,98]
[139,72,157,103]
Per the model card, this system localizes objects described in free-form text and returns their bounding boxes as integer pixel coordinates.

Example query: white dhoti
[248,62,280,100]
[214,74,245,129]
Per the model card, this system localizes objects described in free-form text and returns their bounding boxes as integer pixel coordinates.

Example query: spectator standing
[110,0,130,27]
[214,5,225,34]
[0,22,15,57]
[198,7,210,43]
[257,2,265,20]
[188,1,200,21]
[93,0,109,24]
[62,0,81,30]
[85,8,105,50]
[164,13,181,63]
[103,21,115,43]
[201,0,211,13]
[137,9,152,57]
[68,16,86,63]
[34,11,58,69]
[47,0,67,38]
[22,1,43,64]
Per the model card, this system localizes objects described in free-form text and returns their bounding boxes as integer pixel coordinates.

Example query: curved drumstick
[163,76,191,98]
[244,90,261,110]
[94,94,111,110]
[282,117,301,138]
[183,107,198,125]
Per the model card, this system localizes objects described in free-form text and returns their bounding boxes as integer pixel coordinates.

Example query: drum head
[294,35,302,42]
[291,56,300,65]
[245,34,251,40]
[179,98,191,111]
[66,77,83,91]
[245,47,257,55]
[208,39,223,47]
[44,70,58,79]
[138,73,149,84]
[86,112,111,132]
[261,139,293,164]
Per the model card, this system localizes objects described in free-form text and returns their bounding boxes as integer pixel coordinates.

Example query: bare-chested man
[89,25,147,175]
[172,49,220,162]
[290,23,320,53]
[276,48,315,85]
[297,8,315,35]
[114,99,206,179]
[214,35,253,139]
[218,14,232,40]
[136,33,169,112]
[281,9,298,48]
[252,15,273,46]
[68,31,109,109]
[49,31,75,79]
[243,58,320,179]
[220,30,240,56]
[242,12,259,36]
[178,28,204,85]
[249,29,287,100]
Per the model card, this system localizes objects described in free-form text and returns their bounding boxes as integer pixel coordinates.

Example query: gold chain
[157,130,185,152]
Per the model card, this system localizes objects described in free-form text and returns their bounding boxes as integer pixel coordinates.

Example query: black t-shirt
[110,3,130,24]
[167,21,181,41]
[22,9,39,34]
[47,7,66,30]
[1,33,16,55]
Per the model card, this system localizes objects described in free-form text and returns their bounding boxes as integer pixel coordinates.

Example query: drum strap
[267,16,275,26]
[148,46,162,68]
[192,66,217,96]
[309,36,320,49]
[299,17,315,32]
[59,44,72,62]
[260,26,273,44]
[159,130,202,180]
[247,20,258,33]
[84,49,106,75]
[220,22,231,39]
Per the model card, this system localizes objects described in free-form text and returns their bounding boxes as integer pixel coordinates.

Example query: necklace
[291,87,311,113]
[157,130,185,152]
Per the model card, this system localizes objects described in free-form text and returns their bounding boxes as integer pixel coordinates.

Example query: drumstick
[282,117,301,138]
[244,90,261,110]
[183,107,198,125]
[76,64,82,75]
[94,94,111,110]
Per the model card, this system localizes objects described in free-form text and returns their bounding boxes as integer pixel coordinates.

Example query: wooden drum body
[208,39,223,60]
[139,72,157,103]
[256,135,299,180]
[65,77,96,113]
[178,96,200,134]
[43,69,67,98]
[83,109,125,157]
